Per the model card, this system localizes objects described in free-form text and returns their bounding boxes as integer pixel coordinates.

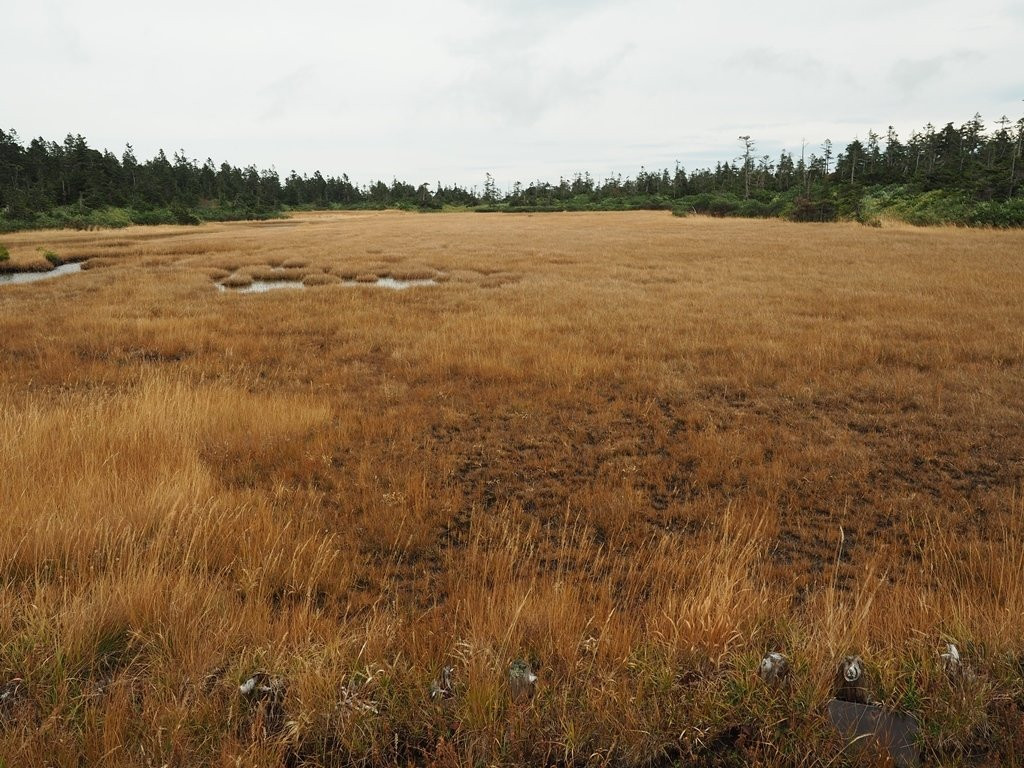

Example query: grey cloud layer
[5,0,1022,188]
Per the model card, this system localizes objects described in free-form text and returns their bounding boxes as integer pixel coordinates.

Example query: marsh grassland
[2,211,1024,766]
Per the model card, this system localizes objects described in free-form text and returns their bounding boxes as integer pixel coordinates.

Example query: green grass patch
[38,248,62,266]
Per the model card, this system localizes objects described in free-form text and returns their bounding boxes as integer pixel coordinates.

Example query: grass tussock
[81,256,119,271]
[249,266,308,282]
[220,272,254,288]
[1,211,1024,766]
[303,273,342,287]
[387,265,438,281]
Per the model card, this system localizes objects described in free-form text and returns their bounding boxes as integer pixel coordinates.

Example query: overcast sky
[4,0,1022,191]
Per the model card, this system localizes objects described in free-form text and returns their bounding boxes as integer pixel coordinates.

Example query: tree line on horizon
[0,112,1022,232]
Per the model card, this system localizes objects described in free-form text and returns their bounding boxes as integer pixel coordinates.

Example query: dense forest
[1,112,1022,232]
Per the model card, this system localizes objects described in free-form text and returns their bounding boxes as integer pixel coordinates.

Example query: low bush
[39,248,62,266]
[171,205,202,226]
[673,193,742,217]
[969,197,1024,228]
[789,196,838,222]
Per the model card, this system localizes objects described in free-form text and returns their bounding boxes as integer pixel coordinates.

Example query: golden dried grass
[220,272,253,288]
[248,266,307,282]
[302,273,342,287]
[1,211,1023,765]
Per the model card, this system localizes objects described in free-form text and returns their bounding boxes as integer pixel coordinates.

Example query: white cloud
[4,0,1022,189]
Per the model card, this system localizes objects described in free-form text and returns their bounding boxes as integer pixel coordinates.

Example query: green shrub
[736,199,773,218]
[789,196,838,222]
[39,248,62,266]
[897,190,973,226]
[674,193,743,217]
[170,205,202,226]
[131,208,175,226]
[90,208,135,229]
[0,244,8,261]
[969,197,1024,228]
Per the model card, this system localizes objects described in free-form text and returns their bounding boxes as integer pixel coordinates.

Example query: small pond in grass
[218,280,305,294]
[370,277,437,290]
[218,277,437,293]
[0,263,83,286]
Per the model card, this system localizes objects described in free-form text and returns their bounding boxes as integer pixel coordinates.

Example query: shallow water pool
[0,263,83,286]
